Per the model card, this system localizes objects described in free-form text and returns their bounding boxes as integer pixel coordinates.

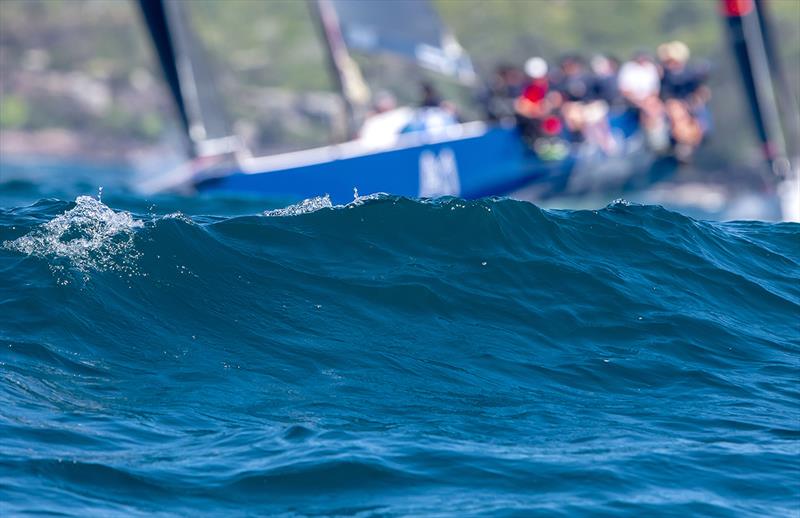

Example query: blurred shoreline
[1,0,798,221]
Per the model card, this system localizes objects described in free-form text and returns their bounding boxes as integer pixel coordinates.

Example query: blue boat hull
[193,115,664,205]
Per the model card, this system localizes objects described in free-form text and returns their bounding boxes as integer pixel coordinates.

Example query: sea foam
[3,195,143,276]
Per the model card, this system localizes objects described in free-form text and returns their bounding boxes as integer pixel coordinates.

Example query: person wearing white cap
[516,57,553,120]
[513,57,571,160]
[658,41,710,160]
[659,41,706,102]
[524,57,548,80]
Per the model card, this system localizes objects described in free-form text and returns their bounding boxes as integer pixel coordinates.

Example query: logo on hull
[419,148,460,197]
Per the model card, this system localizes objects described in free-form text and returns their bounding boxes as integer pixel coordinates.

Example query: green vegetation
[0,94,29,129]
[0,0,798,163]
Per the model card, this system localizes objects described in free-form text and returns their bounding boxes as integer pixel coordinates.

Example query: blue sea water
[1,167,799,516]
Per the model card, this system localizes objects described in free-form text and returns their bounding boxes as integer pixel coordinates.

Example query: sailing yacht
[138,0,673,204]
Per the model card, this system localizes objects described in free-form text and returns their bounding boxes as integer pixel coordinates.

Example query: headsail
[328,0,476,84]
[137,0,239,157]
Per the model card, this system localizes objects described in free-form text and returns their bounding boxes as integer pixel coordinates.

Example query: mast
[720,0,798,220]
[307,0,371,139]
[720,0,786,168]
[754,0,800,222]
[137,0,240,158]
[137,0,194,156]
[754,0,800,166]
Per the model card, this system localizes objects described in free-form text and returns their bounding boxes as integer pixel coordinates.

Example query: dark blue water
[1,168,799,515]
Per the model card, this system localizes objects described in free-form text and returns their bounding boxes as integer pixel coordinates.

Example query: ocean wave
[263,194,333,217]
[1,195,799,515]
[2,195,142,280]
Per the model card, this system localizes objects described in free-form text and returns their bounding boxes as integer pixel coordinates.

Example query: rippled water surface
[1,171,798,516]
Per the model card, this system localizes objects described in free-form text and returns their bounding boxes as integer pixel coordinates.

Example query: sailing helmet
[524,57,548,79]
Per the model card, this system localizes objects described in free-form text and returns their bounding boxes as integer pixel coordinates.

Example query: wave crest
[264,194,333,217]
[2,195,143,277]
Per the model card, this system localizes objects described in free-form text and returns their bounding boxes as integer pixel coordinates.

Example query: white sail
[329,0,476,83]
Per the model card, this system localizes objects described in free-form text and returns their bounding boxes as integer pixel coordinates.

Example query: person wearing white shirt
[618,52,661,105]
